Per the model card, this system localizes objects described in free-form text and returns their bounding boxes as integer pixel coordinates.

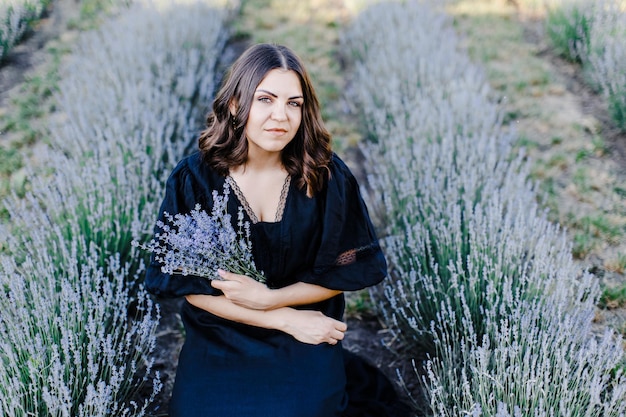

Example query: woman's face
[243,69,303,158]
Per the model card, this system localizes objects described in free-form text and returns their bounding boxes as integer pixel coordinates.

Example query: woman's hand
[210,269,276,310]
[278,309,347,345]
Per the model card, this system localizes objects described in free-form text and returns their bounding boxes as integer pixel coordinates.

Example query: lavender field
[0,0,625,415]
[1,0,228,414]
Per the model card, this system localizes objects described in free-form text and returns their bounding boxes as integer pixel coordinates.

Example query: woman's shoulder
[328,152,358,186]
[166,152,224,197]
[170,151,201,174]
[329,152,347,171]
[315,152,363,202]
[170,152,219,181]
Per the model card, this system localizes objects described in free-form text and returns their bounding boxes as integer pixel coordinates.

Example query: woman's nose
[271,104,288,121]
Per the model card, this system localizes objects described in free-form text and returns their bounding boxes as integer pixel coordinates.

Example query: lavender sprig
[134,183,266,284]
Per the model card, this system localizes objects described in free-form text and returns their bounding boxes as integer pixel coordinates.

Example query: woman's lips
[266,128,288,135]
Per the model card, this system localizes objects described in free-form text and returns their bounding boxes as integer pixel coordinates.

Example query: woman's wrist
[264,307,291,331]
[263,288,281,310]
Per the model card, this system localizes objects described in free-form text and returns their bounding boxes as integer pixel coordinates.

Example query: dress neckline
[226,174,291,224]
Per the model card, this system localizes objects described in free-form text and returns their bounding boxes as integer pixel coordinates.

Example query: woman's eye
[288,101,302,107]
[258,97,271,103]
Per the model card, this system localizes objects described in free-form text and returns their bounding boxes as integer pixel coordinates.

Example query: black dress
[145,152,407,417]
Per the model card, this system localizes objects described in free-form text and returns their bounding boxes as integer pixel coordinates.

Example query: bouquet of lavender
[134,183,266,284]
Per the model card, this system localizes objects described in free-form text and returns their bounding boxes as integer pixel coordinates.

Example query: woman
[146,43,406,417]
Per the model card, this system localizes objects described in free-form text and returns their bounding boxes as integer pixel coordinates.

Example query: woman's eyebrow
[256,89,303,100]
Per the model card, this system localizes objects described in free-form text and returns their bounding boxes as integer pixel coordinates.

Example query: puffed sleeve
[144,157,220,298]
[295,154,387,291]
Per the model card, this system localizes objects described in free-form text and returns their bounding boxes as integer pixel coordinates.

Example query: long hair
[198,43,332,197]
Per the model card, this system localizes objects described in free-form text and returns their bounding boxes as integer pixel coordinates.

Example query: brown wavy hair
[198,43,332,197]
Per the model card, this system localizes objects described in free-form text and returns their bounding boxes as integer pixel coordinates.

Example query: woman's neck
[235,150,285,175]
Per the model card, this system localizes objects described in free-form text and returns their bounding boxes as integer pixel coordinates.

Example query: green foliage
[345,289,376,319]
[579,213,623,243]
[67,0,127,30]
[546,3,592,62]
[546,153,568,169]
[608,91,626,130]
[572,166,590,193]
[516,135,540,150]
[572,230,596,258]
[614,185,626,198]
[551,136,564,145]
[0,147,22,176]
[599,282,626,309]
[0,147,24,201]
[570,213,623,258]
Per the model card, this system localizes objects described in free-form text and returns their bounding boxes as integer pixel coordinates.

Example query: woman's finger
[217,269,236,280]
[217,269,252,283]
[210,279,226,289]
[331,329,345,341]
[210,279,240,293]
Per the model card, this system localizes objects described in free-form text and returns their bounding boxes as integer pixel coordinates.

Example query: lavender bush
[0,0,229,414]
[425,286,626,416]
[0,0,50,60]
[545,0,593,62]
[343,0,626,413]
[343,0,550,352]
[43,0,229,274]
[0,242,161,416]
[544,0,626,130]
[583,0,626,129]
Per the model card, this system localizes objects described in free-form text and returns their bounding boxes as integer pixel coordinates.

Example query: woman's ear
[229,100,238,117]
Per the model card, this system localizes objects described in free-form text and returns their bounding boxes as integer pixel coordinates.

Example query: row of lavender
[544,0,626,129]
[0,0,50,59]
[0,1,227,415]
[342,1,626,415]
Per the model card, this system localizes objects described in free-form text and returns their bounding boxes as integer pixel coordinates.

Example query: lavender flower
[135,183,266,284]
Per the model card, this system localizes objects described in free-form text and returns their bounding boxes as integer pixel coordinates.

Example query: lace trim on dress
[275,175,291,222]
[226,175,291,224]
[334,244,378,266]
[335,249,357,266]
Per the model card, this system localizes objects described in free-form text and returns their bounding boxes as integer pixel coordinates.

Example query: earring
[230,114,237,128]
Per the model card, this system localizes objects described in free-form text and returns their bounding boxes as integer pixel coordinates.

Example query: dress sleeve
[144,158,220,298]
[296,155,387,291]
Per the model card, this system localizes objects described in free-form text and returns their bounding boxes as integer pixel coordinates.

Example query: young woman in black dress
[145,43,407,417]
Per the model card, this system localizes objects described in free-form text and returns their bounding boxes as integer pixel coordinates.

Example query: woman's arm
[185,294,346,345]
[210,269,342,310]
